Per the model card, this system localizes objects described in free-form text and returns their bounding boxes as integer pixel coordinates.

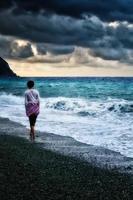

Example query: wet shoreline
[0,117,133,173]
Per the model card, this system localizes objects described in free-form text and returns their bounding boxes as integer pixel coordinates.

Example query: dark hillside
[0,57,17,77]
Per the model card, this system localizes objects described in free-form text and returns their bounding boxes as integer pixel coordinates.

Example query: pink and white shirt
[25,89,40,117]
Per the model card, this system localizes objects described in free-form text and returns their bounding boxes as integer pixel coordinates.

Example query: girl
[25,80,40,141]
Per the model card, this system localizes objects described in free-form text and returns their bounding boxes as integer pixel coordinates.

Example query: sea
[0,77,133,157]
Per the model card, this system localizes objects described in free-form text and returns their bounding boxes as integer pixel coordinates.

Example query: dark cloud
[0,1,133,66]
[90,47,127,61]
[0,10,106,46]
[0,35,33,59]
[0,36,12,58]
[0,0,13,9]
[113,24,133,49]
[0,0,133,22]
[0,10,132,59]
[37,44,74,55]
[11,42,33,58]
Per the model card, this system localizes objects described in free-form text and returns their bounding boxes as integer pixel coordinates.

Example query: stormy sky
[0,0,133,76]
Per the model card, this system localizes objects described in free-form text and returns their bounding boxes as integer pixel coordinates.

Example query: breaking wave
[0,93,133,116]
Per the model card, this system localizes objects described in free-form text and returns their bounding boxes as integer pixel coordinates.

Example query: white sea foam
[0,92,133,157]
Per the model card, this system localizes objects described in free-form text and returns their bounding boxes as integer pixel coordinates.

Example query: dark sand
[0,117,133,173]
[1,135,133,200]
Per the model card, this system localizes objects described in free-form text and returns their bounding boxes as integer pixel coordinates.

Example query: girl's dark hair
[27,80,34,89]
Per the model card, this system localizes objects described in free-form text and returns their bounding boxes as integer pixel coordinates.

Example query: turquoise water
[0,77,133,100]
[0,77,133,157]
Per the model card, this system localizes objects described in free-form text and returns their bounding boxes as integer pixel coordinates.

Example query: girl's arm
[25,92,28,107]
[37,91,40,106]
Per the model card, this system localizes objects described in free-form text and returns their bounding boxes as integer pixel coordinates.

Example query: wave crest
[0,93,133,116]
[43,97,133,115]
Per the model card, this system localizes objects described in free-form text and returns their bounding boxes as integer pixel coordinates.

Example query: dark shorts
[29,114,38,126]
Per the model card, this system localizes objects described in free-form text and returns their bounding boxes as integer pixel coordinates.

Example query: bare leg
[29,128,32,141]
[30,126,35,141]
